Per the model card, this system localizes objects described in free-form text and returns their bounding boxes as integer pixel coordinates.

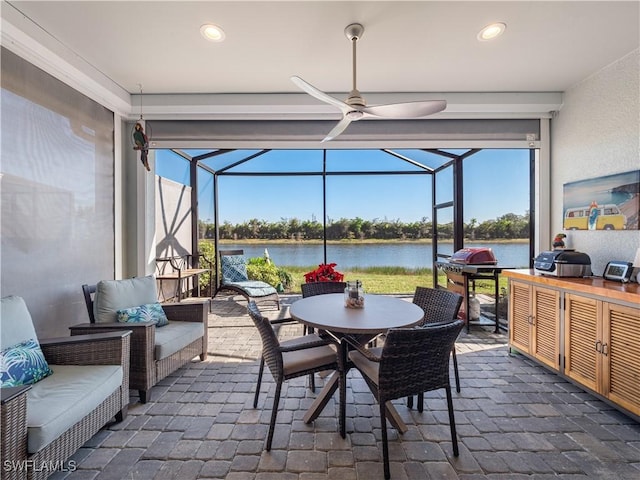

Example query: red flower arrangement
[304,263,344,283]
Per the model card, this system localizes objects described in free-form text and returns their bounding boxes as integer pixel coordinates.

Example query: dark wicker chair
[345,319,464,480]
[71,280,208,403]
[216,250,280,309]
[247,301,338,451]
[409,286,464,410]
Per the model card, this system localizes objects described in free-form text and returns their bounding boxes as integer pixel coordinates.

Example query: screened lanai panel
[218,175,323,232]
[325,174,432,269]
[199,149,263,172]
[391,149,452,171]
[221,149,324,173]
[326,150,430,173]
[198,167,215,226]
[435,165,454,205]
[157,150,191,185]
[463,149,531,268]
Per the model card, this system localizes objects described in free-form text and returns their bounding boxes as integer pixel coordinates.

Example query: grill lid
[450,247,497,265]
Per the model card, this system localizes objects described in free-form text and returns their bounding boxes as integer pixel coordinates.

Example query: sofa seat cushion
[26,364,122,454]
[154,322,204,361]
[225,280,277,297]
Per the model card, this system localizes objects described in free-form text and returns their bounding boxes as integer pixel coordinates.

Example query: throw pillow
[0,338,53,387]
[116,302,169,327]
[221,255,248,283]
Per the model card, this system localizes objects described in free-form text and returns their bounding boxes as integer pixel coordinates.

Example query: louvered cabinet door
[531,286,561,370]
[509,281,532,353]
[564,293,600,392]
[602,302,640,417]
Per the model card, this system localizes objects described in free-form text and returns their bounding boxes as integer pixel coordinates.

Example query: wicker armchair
[216,250,280,309]
[70,276,208,403]
[409,286,463,410]
[1,295,130,480]
[345,319,464,480]
[247,301,338,451]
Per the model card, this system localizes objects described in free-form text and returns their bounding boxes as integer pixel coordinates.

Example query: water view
[219,242,530,269]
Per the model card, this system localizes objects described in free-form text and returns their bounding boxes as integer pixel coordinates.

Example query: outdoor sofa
[1,295,130,480]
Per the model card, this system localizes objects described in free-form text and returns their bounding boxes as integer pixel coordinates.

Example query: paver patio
[53,293,640,479]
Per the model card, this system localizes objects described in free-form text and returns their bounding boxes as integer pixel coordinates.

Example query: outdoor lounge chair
[1,295,130,480]
[344,319,464,480]
[70,275,208,403]
[217,249,280,309]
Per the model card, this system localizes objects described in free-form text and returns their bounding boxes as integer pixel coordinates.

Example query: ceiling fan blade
[361,100,447,118]
[322,116,353,142]
[291,76,350,111]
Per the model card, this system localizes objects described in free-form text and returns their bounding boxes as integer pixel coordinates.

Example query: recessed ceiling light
[477,22,506,41]
[200,24,225,42]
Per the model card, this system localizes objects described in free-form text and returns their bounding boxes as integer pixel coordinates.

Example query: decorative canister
[344,280,364,308]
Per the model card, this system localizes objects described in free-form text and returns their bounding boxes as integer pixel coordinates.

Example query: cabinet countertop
[504,269,640,305]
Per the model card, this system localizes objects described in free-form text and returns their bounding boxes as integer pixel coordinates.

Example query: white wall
[154,176,194,300]
[551,49,640,276]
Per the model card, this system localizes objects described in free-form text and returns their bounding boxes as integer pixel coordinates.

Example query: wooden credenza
[504,269,640,420]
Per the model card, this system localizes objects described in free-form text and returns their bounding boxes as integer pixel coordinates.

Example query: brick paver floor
[54,294,640,479]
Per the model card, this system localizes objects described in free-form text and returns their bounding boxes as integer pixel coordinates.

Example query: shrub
[246,257,281,287]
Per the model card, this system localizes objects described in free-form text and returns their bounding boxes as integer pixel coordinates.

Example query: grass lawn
[281,265,508,296]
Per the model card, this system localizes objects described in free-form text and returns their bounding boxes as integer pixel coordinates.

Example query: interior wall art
[563,170,640,231]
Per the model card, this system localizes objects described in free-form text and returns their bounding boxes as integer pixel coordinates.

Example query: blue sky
[157,149,530,224]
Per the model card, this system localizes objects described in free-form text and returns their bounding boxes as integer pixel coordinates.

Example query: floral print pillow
[116,302,169,327]
[0,338,53,387]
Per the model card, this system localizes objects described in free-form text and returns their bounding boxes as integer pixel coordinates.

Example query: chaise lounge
[216,249,280,309]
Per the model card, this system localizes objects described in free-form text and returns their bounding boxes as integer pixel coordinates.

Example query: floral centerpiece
[304,263,344,283]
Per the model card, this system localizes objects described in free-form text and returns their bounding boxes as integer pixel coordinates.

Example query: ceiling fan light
[477,22,506,41]
[200,24,226,42]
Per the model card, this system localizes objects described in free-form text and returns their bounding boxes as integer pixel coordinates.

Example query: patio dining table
[289,293,424,437]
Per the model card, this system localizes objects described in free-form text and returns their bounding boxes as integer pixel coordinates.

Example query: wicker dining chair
[409,286,463,411]
[345,319,465,480]
[247,301,338,451]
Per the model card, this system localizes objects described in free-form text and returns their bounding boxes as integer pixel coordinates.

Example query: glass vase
[344,280,364,308]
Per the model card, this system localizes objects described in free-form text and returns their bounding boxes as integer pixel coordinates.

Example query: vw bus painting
[563,170,639,231]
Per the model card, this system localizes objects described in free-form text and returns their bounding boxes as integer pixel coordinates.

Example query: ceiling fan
[291,23,446,142]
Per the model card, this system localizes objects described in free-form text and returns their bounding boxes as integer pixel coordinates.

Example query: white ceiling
[2,1,639,119]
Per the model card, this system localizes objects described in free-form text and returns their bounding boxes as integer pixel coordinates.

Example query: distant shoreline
[212,238,529,245]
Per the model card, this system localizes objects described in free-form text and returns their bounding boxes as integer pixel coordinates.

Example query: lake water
[221,242,530,269]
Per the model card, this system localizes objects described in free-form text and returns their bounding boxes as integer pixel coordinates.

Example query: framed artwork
[563,170,639,231]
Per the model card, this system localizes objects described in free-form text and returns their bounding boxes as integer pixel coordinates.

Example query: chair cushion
[117,302,169,327]
[0,338,53,387]
[221,255,249,283]
[0,296,39,349]
[94,276,158,323]
[154,321,204,360]
[348,347,383,386]
[282,343,337,376]
[227,280,277,297]
[26,364,122,454]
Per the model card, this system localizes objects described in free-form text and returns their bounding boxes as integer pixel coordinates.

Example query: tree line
[199,212,530,241]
